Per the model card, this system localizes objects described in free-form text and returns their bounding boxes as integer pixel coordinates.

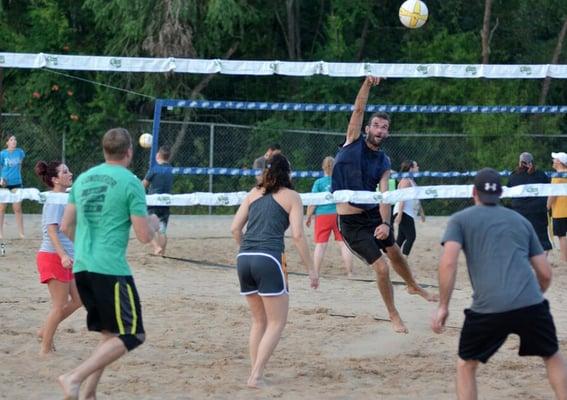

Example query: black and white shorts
[237,251,288,296]
[338,208,395,265]
[459,300,558,363]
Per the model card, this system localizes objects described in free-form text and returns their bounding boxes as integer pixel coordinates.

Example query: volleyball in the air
[139,133,153,149]
[399,0,429,29]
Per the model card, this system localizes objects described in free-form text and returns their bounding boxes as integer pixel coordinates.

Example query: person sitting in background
[305,156,353,277]
[507,152,552,255]
[393,160,425,258]
[547,151,567,262]
[143,145,173,256]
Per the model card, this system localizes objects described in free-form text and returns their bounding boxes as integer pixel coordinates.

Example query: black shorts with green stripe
[75,271,145,338]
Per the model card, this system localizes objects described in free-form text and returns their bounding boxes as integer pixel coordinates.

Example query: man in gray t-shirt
[432,168,567,399]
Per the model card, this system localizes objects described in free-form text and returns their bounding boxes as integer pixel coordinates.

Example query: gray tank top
[240,193,290,253]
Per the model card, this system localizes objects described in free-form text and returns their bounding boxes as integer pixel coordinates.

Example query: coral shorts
[314,214,343,243]
[37,251,74,284]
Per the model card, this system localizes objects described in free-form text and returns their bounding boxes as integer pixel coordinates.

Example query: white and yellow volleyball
[139,133,153,149]
[399,0,429,29]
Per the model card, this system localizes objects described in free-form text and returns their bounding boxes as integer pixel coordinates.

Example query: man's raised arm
[345,76,381,145]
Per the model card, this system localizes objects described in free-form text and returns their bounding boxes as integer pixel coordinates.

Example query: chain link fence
[2,114,567,215]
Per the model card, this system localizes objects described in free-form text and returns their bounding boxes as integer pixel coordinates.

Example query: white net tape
[2,52,567,78]
[1,183,566,207]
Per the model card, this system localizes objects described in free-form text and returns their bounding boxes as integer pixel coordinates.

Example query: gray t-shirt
[39,202,74,256]
[442,204,544,313]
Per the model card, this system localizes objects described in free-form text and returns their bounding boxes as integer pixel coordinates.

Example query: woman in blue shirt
[0,135,25,239]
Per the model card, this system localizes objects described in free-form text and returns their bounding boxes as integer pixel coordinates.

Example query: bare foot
[247,377,268,389]
[39,342,56,354]
[58,373,80,400]
[39,349,54,358]
[19,233,25,239]
[407,285,439,302]
[390,313,409,334]
[153,247,164,256]
[37,328,43,342]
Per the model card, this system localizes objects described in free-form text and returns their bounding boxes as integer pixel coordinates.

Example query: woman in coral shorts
[34,160,82,355]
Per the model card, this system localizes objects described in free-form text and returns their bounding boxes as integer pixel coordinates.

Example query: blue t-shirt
[331,136,391,210]
[311,176,336,215]
[144,162,174,195]
[0,148,25,186]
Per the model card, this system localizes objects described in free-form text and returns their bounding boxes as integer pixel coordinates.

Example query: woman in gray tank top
[231,153,318,388]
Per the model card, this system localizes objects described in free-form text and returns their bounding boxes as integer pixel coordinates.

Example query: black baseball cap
[474,168,502,204]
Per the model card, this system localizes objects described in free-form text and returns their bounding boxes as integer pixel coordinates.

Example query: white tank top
[393,179,418,219]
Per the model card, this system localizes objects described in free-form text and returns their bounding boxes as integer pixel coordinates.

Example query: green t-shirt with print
[69,163,148,276]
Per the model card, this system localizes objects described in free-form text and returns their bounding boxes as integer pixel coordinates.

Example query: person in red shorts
[34,160,82,356]
[306,156,353,277]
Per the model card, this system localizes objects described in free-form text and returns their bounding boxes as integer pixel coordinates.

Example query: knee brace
[119,333,145,351]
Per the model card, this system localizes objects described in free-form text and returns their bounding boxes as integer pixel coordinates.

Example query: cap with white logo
[474,168,502,204]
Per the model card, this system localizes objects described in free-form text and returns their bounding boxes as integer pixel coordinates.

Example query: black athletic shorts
[237,251,288,296]
[459,300,558,363]
[553,217,567,237]
[75,271,145,336]
[148,206,170,225]
[521,212,552,250]
[338,208,395,265]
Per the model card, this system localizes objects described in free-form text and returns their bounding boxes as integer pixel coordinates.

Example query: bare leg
[544,351,567,399]
[80,339,109,400]
[338,241,353,277]
[313,242,328,276]
[372,257,407,333]
[247,295,289,388]
[58,333,127,400]
[40,280,71,355]
[558,236,567,262]
[456,358,479,400]
[0,203,6,239]
[38,280,82,341]
[245,294,267,368]
[385,244,438,302]
[12,201,24,238]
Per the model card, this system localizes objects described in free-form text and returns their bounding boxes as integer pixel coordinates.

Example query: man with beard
[332,76,437,333]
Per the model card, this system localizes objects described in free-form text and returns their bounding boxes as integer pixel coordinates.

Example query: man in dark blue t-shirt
[332,76,437,334]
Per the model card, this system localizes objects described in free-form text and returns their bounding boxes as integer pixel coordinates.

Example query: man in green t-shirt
[59,128,159,400]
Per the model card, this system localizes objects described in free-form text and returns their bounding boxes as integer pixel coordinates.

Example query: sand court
[1,214,566,399]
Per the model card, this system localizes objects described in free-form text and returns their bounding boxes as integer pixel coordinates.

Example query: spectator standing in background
[0,134,26,239]
[507,152,552,254]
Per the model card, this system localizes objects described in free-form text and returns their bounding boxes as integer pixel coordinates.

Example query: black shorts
[338,208,395,265]
[75,271,145,336]
[522,212,552,250]
[553,217,567,237]
[237,251,288,296]
[459,300,558,363]
[148,206,170,233]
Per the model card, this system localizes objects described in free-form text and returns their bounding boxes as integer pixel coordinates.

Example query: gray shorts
[237,251,288,296]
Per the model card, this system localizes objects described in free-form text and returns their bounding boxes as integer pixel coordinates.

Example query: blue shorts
[237,251,288,296]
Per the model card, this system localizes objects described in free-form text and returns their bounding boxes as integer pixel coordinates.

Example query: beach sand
[1,214,566,399]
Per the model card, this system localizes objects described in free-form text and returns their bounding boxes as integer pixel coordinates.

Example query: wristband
[382,222,391,228]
